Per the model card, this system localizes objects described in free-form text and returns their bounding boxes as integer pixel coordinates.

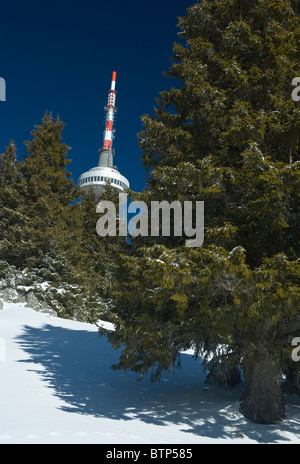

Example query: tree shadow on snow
[15,323,300,443]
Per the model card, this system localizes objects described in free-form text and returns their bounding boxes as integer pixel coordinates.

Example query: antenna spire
[78,70,130,198]
[102,71,117,151]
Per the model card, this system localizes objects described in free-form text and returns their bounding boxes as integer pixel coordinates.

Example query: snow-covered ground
[1,301,300,444]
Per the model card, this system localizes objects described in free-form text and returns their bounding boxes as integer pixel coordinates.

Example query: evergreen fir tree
[102,0,300,424]
[0,114,127,322]
[11,112,93,319]
[20,112,77,273]
[0,141,28,266]
[65,184,130,322]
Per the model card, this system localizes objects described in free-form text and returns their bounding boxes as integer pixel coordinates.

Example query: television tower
[78,71,130,198]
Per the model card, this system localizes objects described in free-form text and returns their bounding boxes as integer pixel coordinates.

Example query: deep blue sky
[0,0,195,193]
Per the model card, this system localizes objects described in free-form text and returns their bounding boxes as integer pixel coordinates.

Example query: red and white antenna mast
[102,71,117,151]
[78,70,130,197]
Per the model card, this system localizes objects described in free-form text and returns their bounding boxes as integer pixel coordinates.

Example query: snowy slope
[1,301,300,444]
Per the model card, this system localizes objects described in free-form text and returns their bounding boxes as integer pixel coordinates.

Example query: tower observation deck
[78,71,130,199]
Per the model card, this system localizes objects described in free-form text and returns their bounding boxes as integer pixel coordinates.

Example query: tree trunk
[240,348,285,424]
